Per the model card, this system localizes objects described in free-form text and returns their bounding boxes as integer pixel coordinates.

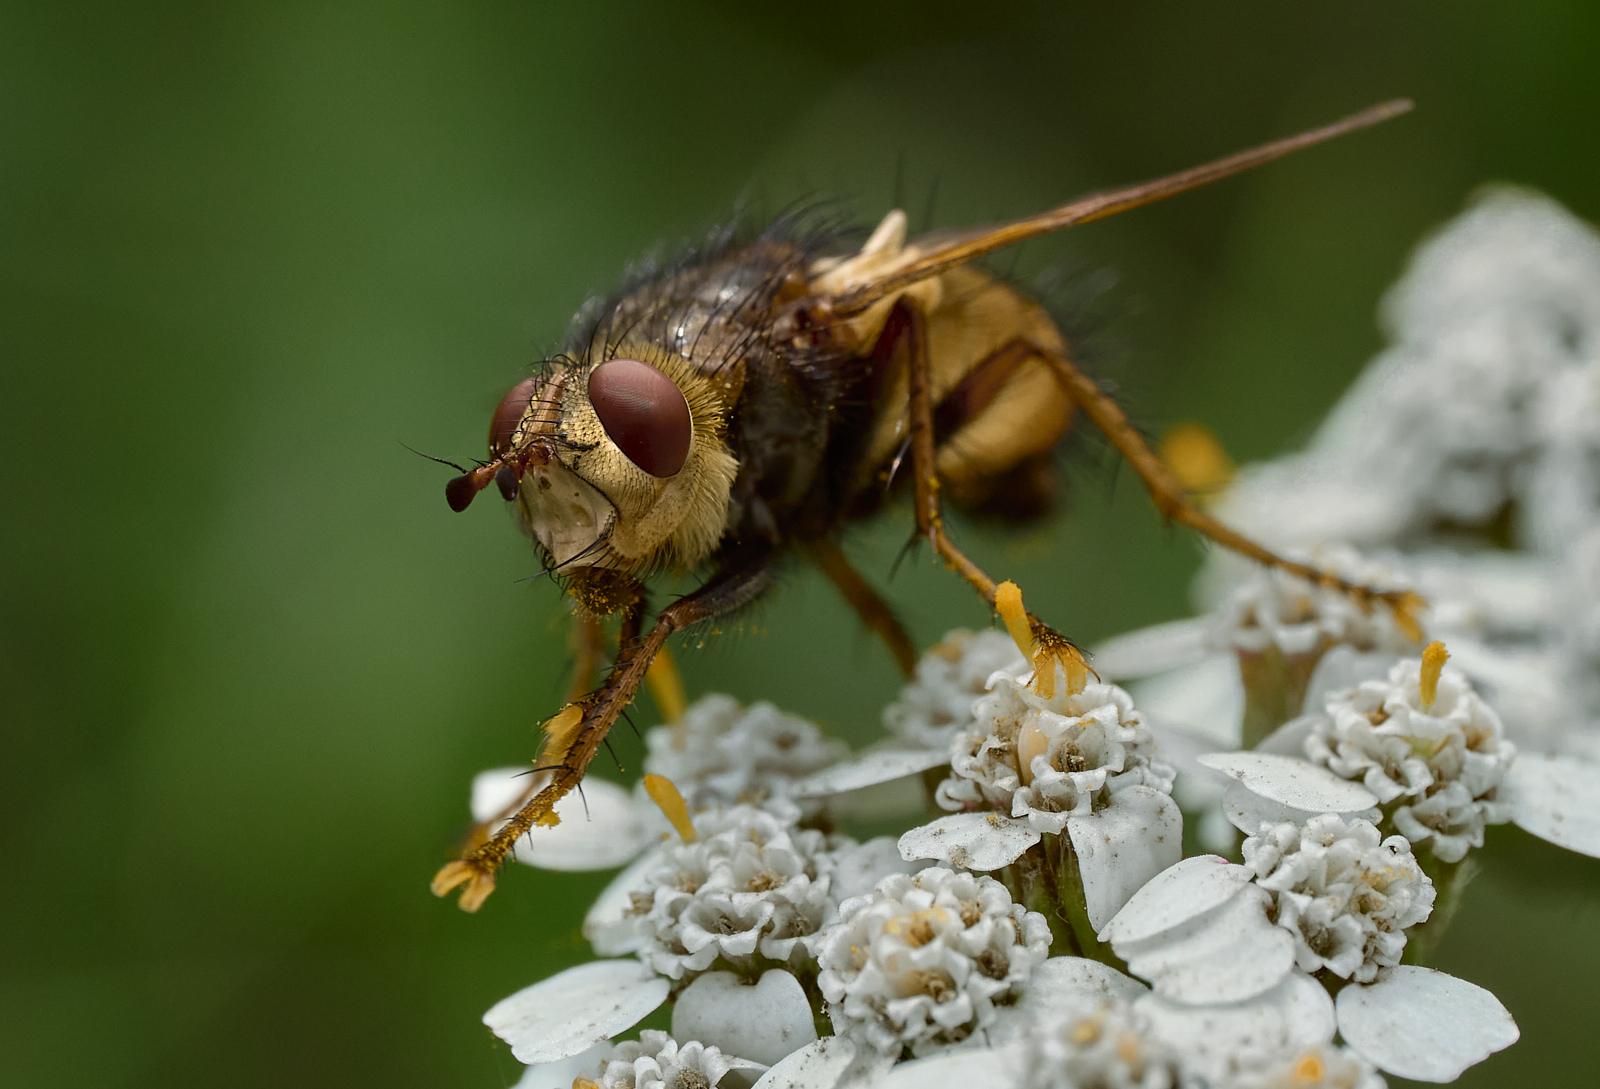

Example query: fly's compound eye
[587,358,692,477]
[489,375,541,457]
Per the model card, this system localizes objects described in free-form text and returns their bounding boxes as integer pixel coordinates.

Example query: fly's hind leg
[432,552,777,911]
[808,539,918,679]
[889,298,1092,697]
[1021,338,1423,638]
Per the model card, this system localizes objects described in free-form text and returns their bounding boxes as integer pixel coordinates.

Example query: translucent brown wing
[824,99,1413,318]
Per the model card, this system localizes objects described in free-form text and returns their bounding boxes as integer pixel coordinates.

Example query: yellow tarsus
[643,773,697,842]
[430,860,496,913]
[1420,641,1449,711]
[995,580,1090,699]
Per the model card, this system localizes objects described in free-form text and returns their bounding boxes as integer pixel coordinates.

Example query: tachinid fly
[431,100,1421,911]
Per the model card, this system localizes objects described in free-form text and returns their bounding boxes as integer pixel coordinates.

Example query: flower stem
[1051,834,1124,969]
[1403,852,1478,965]
[1004,853,1077,956]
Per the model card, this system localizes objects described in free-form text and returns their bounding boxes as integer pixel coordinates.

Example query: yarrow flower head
[884,629,1026,750]
[1214,545,1420,660]
[643,694,849,814]
[937,670,1174,834]
[1018,995,1183,1089]
[626,806,838,979]
[1304,650,1516,861]
[1242,814,1435,983]
[587,1030,755,1089]
[1228,1045,1387,1089]
[817,866,1050,1054]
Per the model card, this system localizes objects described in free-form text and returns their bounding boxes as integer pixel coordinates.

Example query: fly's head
[448,343,741,606]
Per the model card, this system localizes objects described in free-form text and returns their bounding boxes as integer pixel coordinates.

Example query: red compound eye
[587,358,692,477]
[489,376,540,456]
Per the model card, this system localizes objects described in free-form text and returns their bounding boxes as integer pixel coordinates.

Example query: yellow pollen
[996,581,1034,659]
[1159,422,1234,500]
[573,1079,601,1089]
[1291,1051,1326,1083]
[646,646,689,742]
[644,773,697,842]
[536,704,585,764]
[1420,641,1449,711]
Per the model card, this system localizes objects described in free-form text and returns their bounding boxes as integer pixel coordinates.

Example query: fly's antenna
[400,441,475,475]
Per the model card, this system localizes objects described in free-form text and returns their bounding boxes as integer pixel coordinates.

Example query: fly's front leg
[891,298,1091,696]
[1031,343,1424,638]
[432,553,777,911]
[458,607,616,857]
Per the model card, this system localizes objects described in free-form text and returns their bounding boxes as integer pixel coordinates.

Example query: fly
[432,99,1420,910]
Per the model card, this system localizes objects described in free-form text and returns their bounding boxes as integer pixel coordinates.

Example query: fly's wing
[821,99,1412,318]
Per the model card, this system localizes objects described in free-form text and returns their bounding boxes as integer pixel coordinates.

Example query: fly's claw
[1028,624,1092,700]
[431,702,589,912]
[431,859,497,913]
[994,579,1095,700]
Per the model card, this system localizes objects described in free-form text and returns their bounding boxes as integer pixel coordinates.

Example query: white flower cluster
[587,1030,750,1089]
[937,672,1174,833]
[816,867,1050,1054]
[1242,815,1435,983]
[1305,658,1516,861]
[883,629,1025,750]
[1017,995,1183,1089]
[644,694,849,813]
[467,192,1600,1089]
[1212,544,1419,660]
[626,806,838,979]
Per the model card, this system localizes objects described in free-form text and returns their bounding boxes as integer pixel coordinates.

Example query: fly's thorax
[510,343,741,577]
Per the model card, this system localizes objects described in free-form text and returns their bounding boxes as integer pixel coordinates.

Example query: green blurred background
[4,3,1598,1086]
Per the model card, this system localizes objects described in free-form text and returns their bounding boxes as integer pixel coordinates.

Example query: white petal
[1098,854,1252,945]
[1300,645,1400,717]
[1091,617,1212,680]
[897,812,1040,870]
[1117,884,1295,1004]
[471,767,544,823]
[1254,714,1318,758]
[1336,965,1518,1082]
[672,969,819,1067]
[991,956,1148,1045]
[788,748,950,798]
[1198,751,1379,812]
[483,959,669,1065]
[513,1041,610,1089]
[1146,718,1232,810]
[829,837,928,903]
[1507,752,1600,857]
[1220,779,1379,836]
[875,1049,1014,1089]
[1127,654,1243,748]
[750,1037,858,1089]
[1136,971,1335,1082]
[1067,786,1183,930]
[583,847,663,955]
[517,778,652,871]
